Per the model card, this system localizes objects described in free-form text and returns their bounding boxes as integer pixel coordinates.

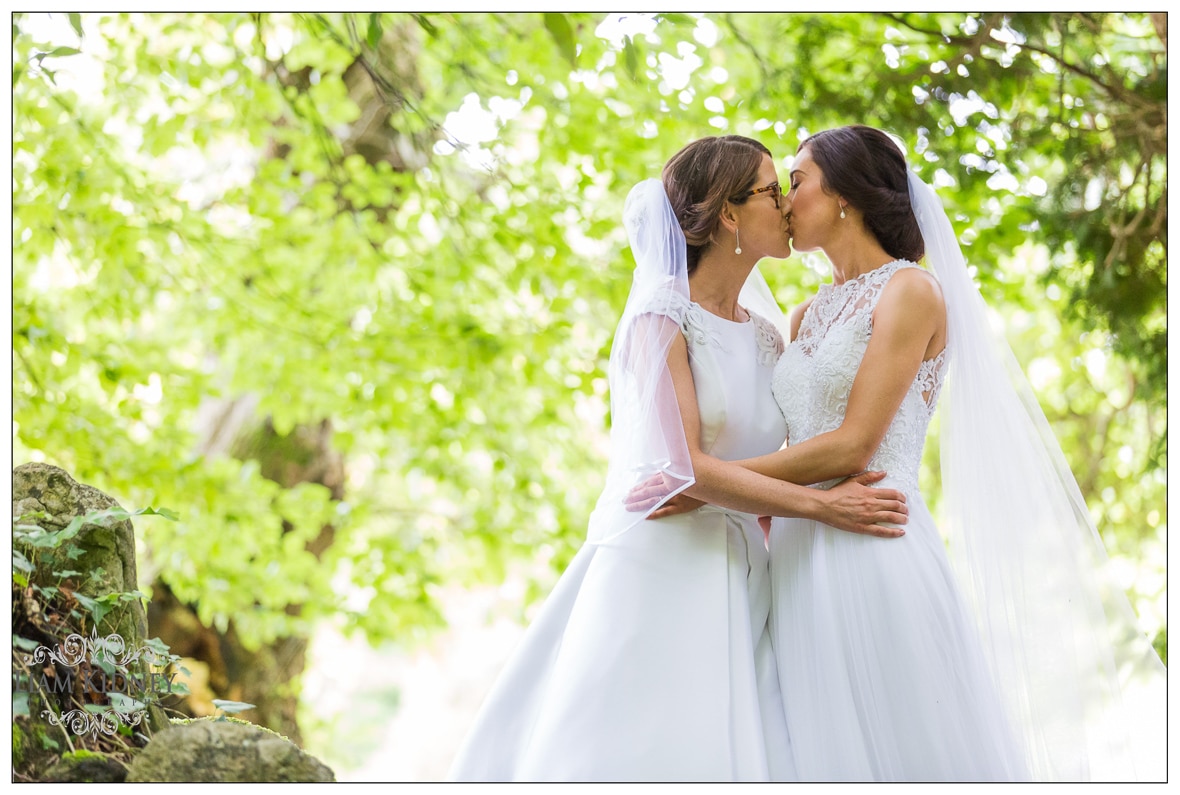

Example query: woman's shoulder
[879,261,944,313]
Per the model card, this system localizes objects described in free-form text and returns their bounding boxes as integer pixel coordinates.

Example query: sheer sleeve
[586,180,695,544]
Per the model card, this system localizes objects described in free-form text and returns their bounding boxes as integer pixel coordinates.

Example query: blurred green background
[11,11,1166,775]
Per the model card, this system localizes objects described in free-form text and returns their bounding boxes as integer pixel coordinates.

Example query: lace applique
[635,288,717,349]
[915,348,948,409]
[749,311,785,366]
[680,301,723,350]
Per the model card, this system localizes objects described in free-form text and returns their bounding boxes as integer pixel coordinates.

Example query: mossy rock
[43,750,128,783]
[12,717,69,781]
[12,463,147,644]
[125,718,335,782]
[12,463,168,735]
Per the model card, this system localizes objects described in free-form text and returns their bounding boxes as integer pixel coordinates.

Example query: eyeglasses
[734,181,782,209]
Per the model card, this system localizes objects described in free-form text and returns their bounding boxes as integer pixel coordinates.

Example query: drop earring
[734,228,742,255]
[840,204,847,219]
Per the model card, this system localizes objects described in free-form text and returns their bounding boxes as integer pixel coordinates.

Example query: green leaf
[212,699,256,714]
[13,550,35,573]
[366,14,382,50]
[623,37,640,80]
[134,506,180,521]
[109,692,146,713]
[411,13,438,38]
[68,13,83,39]
[44,46,81,58]
[13,635,40,652]
[543,13,577,67]
[656,13,696,26]
[13,691,30,718]
[73,592,110,626]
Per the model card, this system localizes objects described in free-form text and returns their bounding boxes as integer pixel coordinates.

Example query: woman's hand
[624,473,705,517]
[624,473,674,513]
[816,471,908,538]
[641,493,703,516]
[647,493,706,519]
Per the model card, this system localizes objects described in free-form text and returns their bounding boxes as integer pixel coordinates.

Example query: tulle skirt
[449,506,796,782]
[768,486,1030,782]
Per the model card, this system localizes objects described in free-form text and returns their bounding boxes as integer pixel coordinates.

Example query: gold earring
[734,228,742,255]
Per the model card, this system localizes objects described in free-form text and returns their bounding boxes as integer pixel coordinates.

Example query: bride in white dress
[645,125,1165,781]
[449,135,910,782]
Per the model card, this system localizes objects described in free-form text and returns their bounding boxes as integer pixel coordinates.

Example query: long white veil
[586,179,695,544]
[907,170,1166,781]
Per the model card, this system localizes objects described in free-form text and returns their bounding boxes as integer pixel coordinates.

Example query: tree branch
[881,12,1152,111]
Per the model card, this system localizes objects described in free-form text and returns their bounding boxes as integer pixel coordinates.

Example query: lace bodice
[772,260,946,493]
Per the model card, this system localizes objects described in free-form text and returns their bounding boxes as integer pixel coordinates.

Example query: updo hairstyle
[662,135,773,274]
[800,125,924,263]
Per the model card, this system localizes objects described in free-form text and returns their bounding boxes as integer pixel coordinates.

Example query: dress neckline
[690,301,752,326]
[828,259,912,290]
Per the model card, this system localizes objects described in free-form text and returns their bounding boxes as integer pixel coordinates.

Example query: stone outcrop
[13,463,169,782]
[41,751,129,783]
[126,719,335,782]
[12,463,336,783]
[12,462,153,658]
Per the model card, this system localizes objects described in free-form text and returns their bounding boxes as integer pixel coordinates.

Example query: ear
[717,200,739,234]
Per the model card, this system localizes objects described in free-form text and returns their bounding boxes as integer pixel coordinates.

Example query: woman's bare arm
[738,268,945,484]
[658,329,907,536]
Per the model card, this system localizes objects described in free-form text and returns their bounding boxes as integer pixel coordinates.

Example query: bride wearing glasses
[449,135,910,782]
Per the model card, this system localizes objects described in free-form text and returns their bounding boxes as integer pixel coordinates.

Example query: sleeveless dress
[449,299,797,782]
[768,260,1030,781]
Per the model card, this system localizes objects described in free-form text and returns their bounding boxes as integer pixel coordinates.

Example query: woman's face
[784,146,840,253]
[731,154,791,260]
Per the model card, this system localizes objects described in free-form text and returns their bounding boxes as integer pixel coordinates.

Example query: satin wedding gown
[768,260,1030,781]
[450,297,796,781]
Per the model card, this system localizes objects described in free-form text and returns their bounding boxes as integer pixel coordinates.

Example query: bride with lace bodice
[774,260,945,494]
[766,259,1029,780]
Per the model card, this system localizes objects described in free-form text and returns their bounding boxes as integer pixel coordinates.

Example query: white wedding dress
[768,260,1030,781]
[450,299,797,782]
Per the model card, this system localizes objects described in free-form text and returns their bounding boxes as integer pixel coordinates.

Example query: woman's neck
[689,252,752,322]
[825,234,896,285]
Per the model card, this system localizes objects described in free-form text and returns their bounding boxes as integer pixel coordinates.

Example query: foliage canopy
[12,12,1166,657]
